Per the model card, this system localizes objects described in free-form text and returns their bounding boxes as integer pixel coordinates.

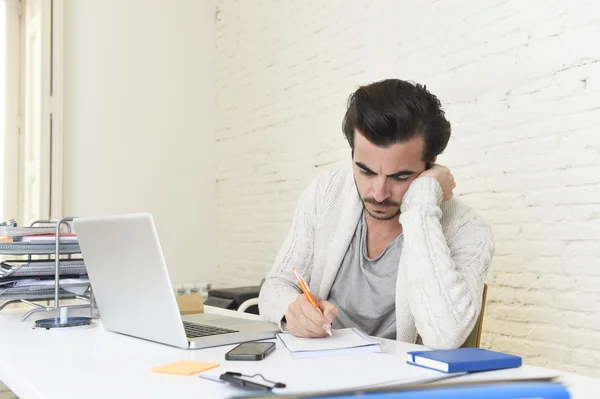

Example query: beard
[362,198,401,220]
[354,180,401,221]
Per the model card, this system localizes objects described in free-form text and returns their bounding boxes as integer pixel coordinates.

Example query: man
[258,79,494,349]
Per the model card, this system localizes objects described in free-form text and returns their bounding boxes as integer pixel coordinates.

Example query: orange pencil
[292,267,332,336]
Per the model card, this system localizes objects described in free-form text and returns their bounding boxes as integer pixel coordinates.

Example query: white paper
[200,353,457,395]
[430,364,561,385]
[271,354,455,393]
[277,328,381,359]
[14,278,89,288]
[63,285,90,295]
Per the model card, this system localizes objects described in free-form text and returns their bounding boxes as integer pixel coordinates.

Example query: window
[1,0,22,222]
[0,1,5,219]
[22,0,51,224]
[1,0,62,224]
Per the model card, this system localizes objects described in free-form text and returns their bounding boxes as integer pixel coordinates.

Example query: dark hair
[342,79,451,163]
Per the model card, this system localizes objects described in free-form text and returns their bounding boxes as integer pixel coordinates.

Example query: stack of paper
[277,328,382,359]
[0,259,89,300]
[0,259,86,278]
[0,226,58,237]
[14,233,77,243]
[0,225,78,244]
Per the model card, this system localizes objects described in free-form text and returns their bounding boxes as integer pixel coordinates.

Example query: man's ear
[432,156,437,163]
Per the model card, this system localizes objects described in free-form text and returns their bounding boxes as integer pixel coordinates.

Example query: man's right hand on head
[284,294,338,338]
[417,163,456,201]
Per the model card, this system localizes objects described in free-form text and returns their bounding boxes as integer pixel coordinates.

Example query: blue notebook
[406,348,522,373]
[311,382,569,399]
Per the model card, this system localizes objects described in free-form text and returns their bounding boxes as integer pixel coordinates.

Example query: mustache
[363,197,400,207]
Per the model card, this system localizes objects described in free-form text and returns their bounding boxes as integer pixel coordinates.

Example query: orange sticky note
[152,360,220,376]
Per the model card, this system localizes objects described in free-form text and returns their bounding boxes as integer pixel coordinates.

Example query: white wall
[215,0,600,377]
[63,0,216,285]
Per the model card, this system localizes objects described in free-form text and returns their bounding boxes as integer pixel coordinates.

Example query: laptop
[73,213,280,349]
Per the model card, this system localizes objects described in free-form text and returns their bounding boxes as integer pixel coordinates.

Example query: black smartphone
[225,341,276,361]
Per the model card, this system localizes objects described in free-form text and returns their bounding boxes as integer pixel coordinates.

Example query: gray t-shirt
[327,211,403,340]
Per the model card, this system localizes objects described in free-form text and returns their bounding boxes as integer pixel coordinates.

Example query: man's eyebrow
[387,169,416,178]
[355,162,374,173]
[355,162,416,178]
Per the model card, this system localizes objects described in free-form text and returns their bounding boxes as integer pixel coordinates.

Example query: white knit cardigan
[258,168,494,349]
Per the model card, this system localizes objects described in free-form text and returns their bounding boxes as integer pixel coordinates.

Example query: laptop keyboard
[183,320,239,338]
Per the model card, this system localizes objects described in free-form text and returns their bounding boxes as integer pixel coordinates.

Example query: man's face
[352,130,428,221]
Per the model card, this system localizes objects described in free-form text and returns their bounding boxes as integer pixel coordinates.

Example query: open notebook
[277,328,382,359]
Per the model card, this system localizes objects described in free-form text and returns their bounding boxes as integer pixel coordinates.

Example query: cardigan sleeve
[398,177,494,349]
[258,174,325,328]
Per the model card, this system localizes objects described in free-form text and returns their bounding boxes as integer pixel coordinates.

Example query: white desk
[0,306,598,399]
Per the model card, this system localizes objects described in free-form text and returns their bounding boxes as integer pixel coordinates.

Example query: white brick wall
[215,0,600,377]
